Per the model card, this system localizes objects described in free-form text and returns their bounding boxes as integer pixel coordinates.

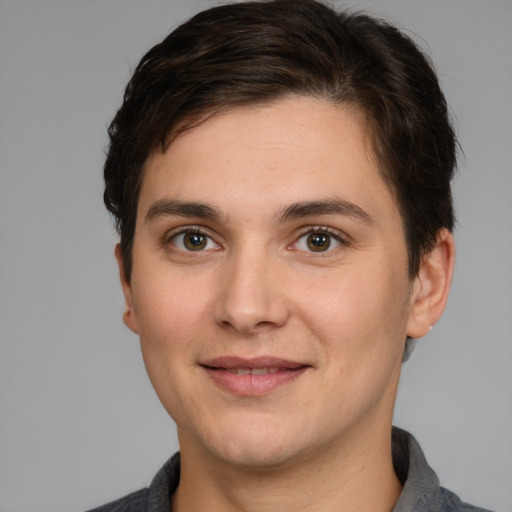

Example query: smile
[201,357,310,396]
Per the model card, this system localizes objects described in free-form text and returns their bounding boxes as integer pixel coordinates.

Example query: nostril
[255,320,272,328]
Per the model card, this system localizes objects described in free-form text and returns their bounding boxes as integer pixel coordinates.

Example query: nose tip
[217,304,286,334]
[213,258,290,334]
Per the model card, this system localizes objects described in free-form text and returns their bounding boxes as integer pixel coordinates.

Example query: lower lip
[203,367,308,396]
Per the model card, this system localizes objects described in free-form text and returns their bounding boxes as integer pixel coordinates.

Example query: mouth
[224,367,281,375]
[200,357,310,396]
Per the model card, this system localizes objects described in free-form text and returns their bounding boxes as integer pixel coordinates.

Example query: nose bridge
[214,239,289,333]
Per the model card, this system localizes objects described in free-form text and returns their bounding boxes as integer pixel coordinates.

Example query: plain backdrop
[0,1,511,511]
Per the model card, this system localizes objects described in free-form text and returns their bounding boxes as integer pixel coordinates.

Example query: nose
[213,247,290,334]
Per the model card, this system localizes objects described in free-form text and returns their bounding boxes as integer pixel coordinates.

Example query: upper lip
[201,356,308,370]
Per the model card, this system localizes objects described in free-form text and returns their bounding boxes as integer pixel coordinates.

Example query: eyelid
[294,225,349,242]
[162,224,205,238]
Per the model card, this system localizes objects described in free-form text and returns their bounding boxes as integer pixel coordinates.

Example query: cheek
[295,263,410,359]
[130,271,214,392]
[131,274,210,421]
[132,268,212,335]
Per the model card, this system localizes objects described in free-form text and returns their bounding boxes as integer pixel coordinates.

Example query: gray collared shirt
[86,428,493,512]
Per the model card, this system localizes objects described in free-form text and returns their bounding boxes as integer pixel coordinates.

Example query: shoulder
[85,488,149,512]
[439,487,494,512]
[392,428,494,512]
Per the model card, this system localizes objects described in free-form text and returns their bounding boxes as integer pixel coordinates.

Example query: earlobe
[406,229,455,339]
[115,244,139,334]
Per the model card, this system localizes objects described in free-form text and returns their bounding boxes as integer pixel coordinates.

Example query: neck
[172,423,402,512]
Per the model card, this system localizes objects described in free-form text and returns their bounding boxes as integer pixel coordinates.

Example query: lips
[225,367,280,375]
[201,357,310,396]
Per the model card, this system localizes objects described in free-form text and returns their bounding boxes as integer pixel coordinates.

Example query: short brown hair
[104,0,457,280]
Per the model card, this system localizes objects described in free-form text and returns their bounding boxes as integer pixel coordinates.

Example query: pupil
[308,233,330,252]
[185,233,206,250]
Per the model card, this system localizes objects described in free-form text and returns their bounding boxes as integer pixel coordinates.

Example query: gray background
[0,1,511,511]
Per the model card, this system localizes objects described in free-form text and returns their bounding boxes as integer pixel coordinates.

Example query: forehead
[139,96,400,225]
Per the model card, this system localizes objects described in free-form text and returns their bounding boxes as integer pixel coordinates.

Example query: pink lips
[201,357,309,396]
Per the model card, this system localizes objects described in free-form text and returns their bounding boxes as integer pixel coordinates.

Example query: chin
[198,417,320,471]
[215,441,301,470]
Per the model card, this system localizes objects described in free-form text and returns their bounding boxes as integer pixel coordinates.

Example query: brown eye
[293,230,342,253]
[170,231,218,252]
[306,233,331,252]
[183,232,207,251]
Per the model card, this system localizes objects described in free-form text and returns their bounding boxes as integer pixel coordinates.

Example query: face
[119,96,426,469]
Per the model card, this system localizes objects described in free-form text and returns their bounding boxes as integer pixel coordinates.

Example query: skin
[117,96,455,512]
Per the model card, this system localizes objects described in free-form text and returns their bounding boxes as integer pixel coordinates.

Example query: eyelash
[162,225,349,254]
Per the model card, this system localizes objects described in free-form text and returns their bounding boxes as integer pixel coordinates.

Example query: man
[89,1,492,510]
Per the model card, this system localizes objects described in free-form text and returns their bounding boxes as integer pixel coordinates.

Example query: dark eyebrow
[145,199,223,223]
[277,199,372,224]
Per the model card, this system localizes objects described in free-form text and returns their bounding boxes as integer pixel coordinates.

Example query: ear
[406,228,455,338]
[115,244,139,334]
